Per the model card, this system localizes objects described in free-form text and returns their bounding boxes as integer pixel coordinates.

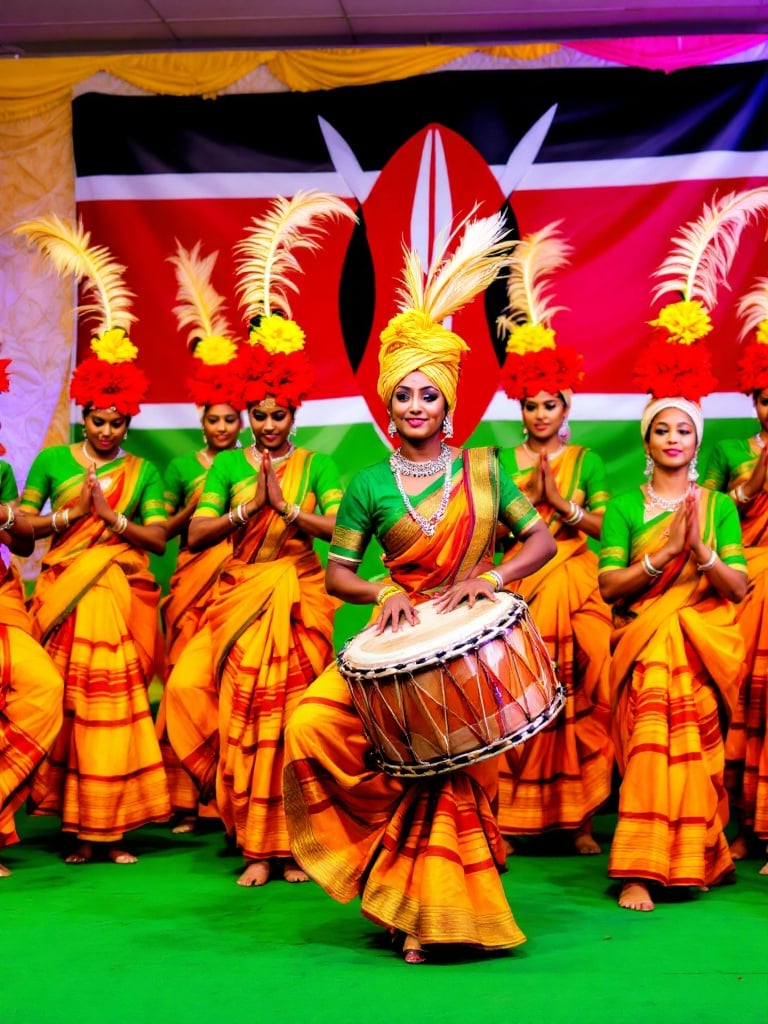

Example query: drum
[337,590,564,778]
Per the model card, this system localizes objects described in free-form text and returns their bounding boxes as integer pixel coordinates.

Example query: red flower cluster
[736,341,768,395]
[69,356,149,416]
[232,346,315,410]
[0,358,11,394]
[500,346,584,401]
[633,336,717,403]
[186,360,245,410]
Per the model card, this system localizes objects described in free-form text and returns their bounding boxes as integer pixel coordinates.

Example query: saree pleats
[212,553,335,861]
[726,545,768,839]
[284,664,525,949]
[609,595,742,887]
[28,548,171,840]
[157,544,227,818]
[498,541,613,834]
[0,599,64,849]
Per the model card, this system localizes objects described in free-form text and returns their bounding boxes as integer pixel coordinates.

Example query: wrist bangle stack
[0,504,15,531]
[110,512,129,535]
[562,501,585,525]
[376,583,404,605]
[696,549,717,572]
[478,569,504,591]
[51,508,69,533]
[228,503,249,528]
[277,501,300,523]
[642,553,663,577]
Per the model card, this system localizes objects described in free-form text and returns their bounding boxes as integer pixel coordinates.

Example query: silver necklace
[390,442,450,478]
[82,441,125,466]
[199,448,214,466]
[393,458,453,537]
[252,442,294,467]
[646,481,686,512]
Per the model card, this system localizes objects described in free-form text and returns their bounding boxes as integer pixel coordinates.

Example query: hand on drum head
[374,592,420,634]
[432,577,498,613]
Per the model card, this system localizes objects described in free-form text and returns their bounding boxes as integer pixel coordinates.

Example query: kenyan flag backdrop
[72,63,768,645]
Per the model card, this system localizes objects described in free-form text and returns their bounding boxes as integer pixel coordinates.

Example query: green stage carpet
[4,811,766,1024]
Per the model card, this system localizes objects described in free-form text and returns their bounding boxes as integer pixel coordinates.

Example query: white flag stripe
[75,150,768,204]
[88,392,754,431]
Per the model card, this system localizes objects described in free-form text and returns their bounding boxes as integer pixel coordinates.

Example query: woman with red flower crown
[153,241,243,836]
[494,221,614,857]
[13,216,171,865]
[0,359,66,877]
[597,189,768,912]
[702,270,768,876]
[186,193,353,886]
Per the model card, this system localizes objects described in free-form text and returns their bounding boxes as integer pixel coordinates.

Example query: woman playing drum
[283,211,556,964]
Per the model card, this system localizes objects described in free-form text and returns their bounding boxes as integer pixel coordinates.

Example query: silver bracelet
[563,501,584,525]
[0,504,15,531]
[235,502,249,525]
[110,512,129,534]
[696,549,717,572]
[51,510,61,533]
[642,552,663,577]
[285,503,300,523]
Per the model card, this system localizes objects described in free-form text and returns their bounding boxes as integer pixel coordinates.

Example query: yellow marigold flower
[194,335,238,366]
[756,320,768,346]
[91,328,138,364]
[504,322,555,356]
[649,300,712,345]
[250,315,305,354]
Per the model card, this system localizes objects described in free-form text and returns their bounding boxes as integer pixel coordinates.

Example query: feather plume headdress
[377,208,514,410]
[233,190,357,410]
[13,214,147,415]
[735,275,768,394]
[636,187,768,405]
[496,220,584,404]
[167,240,243,411]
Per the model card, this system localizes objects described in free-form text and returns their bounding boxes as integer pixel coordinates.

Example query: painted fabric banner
[72,61,768,633]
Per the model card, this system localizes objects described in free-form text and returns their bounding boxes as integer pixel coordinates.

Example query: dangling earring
[688,451,699,481]
[643,452,654,477]
[387,416,397,438]
[558,417,570,443]
[442,413,454,439]
[521,425,528,441]
[289,421,297,439]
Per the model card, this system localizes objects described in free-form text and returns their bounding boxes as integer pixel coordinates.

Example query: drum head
[339,589,526,677]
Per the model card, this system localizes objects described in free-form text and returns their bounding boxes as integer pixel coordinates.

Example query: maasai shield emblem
[323,107,556,445]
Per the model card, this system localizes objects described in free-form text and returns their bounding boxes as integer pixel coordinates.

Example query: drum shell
[339,596,563,777]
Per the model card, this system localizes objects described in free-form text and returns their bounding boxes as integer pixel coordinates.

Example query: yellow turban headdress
[377,209,513,412]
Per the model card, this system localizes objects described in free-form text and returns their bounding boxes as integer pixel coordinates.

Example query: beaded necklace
[251,442,295,467]
[646,480,686,512]
[390,441,451,478]
[392,458,453,537]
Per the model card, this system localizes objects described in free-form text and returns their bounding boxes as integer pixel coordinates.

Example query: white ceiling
[1,0,768,58]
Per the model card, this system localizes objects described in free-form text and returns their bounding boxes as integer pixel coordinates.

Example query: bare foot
[574,829,602,855]
[108,847,138,865]
[237,859,271,887]
[0,862,10,877]
[403,934,427,965]
[503,837,515,857]
[171,815,197,835]
[65,842,93,864]
[282,858,309,883]
[729,833,749,860]
[618,881,655,911]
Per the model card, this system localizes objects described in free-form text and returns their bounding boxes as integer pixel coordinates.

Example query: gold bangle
[478,570,503,591]
[376,584,404,605]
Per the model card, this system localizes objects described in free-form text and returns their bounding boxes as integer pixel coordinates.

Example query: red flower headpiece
[633,334,717,404]
[0,358,11,455]
[14,215,146,416]
[167,241,244,411]
[501,346,584,402]
[233,191,357,412]
[496,221,583,402]
[232,342,315,410]
[735,275,768,394]
[639,188,768,403]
